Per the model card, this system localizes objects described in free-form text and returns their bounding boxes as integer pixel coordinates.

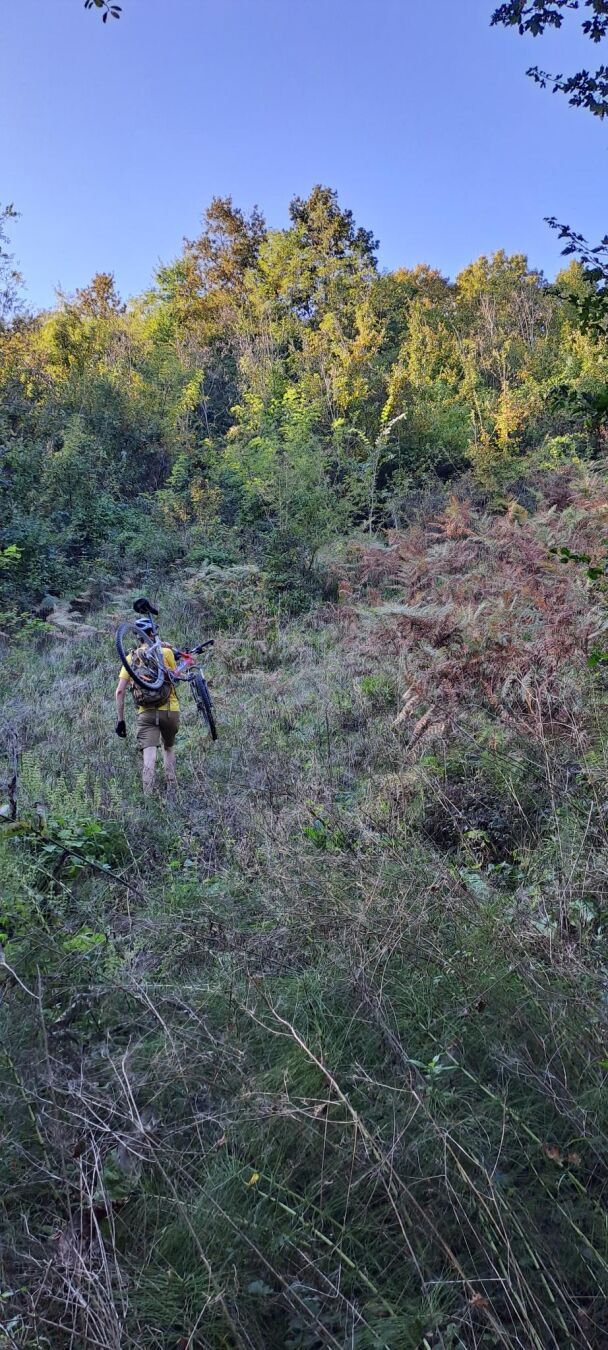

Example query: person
[115,617,180,796]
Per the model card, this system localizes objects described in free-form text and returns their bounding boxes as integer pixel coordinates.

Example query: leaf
[246,1171,261,1187]
[543,1143,563,1164]
[93,1149,139,1205]
[459,869,495,901]
[469,1291,490,1309]
[62,928,106,954]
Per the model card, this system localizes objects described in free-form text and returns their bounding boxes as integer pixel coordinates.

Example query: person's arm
[115,676,129,736]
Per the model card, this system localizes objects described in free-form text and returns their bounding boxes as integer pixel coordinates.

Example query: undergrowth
[2,467,608,1348]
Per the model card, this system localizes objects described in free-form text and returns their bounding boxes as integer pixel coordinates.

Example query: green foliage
[27,813,128,876]
[186,561,267,631]
[0,543,21,568]
[303,812,350,850]
[1,189,607,613]
[359,671,397,708]
[187,537,238,567]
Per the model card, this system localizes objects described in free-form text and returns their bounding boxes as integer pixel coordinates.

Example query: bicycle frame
[142,629,211,687]
[171,651,200,684]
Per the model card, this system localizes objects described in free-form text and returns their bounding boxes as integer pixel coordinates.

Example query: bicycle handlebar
[193,639,214,653]
[172,639,214,658]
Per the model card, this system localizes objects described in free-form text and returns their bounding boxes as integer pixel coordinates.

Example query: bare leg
[142,746,157,796]
[162,746,177,787]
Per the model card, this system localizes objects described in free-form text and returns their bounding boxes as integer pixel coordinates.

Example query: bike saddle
[133,596,159,617]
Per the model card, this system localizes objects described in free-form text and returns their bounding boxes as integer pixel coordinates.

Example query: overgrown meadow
[2,181,608,1345]
[2,462,608,1348]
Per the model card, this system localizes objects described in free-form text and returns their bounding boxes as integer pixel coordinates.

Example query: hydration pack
[130,647,173,709]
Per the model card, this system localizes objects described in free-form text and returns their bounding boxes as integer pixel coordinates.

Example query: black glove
[115,719,127,739]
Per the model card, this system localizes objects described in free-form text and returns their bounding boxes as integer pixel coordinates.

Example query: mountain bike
[115,598,218,740]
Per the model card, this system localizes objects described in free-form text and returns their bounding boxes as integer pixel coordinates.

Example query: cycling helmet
[135,616,155,637]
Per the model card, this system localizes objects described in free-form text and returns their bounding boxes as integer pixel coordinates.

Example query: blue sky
[1,0,605,309]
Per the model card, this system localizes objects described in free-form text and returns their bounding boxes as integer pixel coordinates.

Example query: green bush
[359,670,397,708]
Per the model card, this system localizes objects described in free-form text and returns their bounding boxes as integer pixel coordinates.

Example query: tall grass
[2,471,608,1346]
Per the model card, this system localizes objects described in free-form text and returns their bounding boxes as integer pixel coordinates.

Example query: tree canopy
[0,184,606,617]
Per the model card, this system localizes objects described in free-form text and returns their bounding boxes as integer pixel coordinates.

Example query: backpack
[129,647,174,709]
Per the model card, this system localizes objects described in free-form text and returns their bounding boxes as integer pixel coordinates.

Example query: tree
[0,204,21,326]
[491,1,608,117]
[258,186,378,323]
[154,198,267,435]
[454,251,558,475]
[3,183,608,611]
[181,197,266,300]
[74,271,125,318]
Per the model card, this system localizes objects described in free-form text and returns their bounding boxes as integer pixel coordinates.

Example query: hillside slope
[2,469,608,1349]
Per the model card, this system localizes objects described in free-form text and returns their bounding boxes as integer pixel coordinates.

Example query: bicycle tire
[191,673,218,740]
[115,623,166,692]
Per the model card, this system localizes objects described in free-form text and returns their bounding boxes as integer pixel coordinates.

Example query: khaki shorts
[136,710,180,751]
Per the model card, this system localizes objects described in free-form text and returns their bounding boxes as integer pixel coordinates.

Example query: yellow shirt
[120,645,179,713]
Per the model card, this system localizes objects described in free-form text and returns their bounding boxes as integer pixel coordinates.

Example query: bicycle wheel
[115,623,165,692]
[191,673,218,740]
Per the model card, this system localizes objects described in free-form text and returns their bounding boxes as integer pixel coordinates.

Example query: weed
[359,670,397,708]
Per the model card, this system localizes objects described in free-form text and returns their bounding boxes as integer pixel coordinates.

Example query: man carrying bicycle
[115,613,180,796]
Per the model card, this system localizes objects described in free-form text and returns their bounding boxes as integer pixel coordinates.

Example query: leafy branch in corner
[548,216,608,335]
[84,0,122,22]
[491,1,608,117]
